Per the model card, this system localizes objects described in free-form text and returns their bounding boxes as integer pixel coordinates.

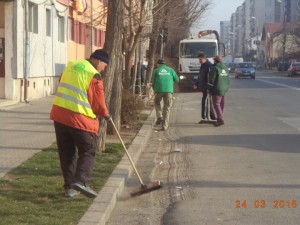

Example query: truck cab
[178,30,224,89]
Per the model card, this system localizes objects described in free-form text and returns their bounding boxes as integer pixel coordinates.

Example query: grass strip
[0,143,124,225]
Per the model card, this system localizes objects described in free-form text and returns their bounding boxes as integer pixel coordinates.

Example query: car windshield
[228,63,236,67]
[237,63,254,68]
[293,63,300,66]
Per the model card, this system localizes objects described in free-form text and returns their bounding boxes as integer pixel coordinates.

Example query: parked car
[287,62,300,77]
[277,62,289,71]
[227,63,237,74]
[235,62,256,79]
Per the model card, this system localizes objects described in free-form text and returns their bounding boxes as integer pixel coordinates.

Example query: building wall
[67,0,107,62]
[236,6,244,57]
[274,32,300,59]
[1,0,67,101]
[244,0,251,41]
[0,3,5,98]
[220,21,231,58]
[230,13,237,57]
[291,0,300,22]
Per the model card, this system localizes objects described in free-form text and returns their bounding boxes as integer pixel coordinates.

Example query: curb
[0,99,19,109]
[77,109,155,225]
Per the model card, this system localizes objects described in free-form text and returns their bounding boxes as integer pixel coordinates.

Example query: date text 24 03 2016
[236,199,297,209]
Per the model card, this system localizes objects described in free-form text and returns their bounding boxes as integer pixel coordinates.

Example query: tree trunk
[106,54,123,134]
[145,8,163,95]
[124,50,135,90]
[97,0,124,151]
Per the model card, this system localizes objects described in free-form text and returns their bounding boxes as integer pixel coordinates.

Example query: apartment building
[0,0,107,102]
[67,0,107,61]
[228,0,299,65]
[220,21,231,58]
[0,0,67,101]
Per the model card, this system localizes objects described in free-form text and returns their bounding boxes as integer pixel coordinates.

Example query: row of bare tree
[97,0,210,151]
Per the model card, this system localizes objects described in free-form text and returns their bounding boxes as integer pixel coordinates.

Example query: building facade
[220,21,231,59]
[0,0,107,102]
[227,0,300,66]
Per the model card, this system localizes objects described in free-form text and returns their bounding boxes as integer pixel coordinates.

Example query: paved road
[106,70,300,225]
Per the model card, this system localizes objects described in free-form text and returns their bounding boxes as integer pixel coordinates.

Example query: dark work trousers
[54,122,97,189]
[202,90,216,119]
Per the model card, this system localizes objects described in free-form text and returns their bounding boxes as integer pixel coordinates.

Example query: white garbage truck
[178,30,225,88]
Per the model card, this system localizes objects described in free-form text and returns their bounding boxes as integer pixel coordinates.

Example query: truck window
[180,42,217,58]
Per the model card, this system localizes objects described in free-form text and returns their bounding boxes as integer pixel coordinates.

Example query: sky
[191,0,245,34]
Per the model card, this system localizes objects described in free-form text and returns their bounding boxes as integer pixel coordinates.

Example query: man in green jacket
[152,59,179,130]
[207,55,230,127]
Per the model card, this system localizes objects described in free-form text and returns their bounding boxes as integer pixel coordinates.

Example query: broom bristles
[130,180,162,196]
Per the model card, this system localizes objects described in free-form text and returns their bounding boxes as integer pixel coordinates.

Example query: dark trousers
[54,122,97,189]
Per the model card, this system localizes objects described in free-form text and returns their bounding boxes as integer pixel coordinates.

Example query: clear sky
[191,0,245,34]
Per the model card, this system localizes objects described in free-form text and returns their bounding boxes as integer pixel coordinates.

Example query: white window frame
[46,8,51,37]
[58,15,65,42]
[29,3,38,34]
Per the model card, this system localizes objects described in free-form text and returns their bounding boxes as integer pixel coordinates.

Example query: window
[94,28,98,46]
[79,22,86,45]
[100,30,105,47]
[46,9,51,37]
[58,16,65,42]
[68,17,74,41]
[92,28,96,46]
[79,22,82,44]
[29,3,38,33]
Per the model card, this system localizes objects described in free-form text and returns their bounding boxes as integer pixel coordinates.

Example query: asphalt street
[107,70,300,225]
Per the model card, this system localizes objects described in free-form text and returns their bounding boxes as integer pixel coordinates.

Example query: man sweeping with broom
[50,49,111,198]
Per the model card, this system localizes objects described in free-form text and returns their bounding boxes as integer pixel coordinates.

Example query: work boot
[210,114,217,120]
[161,125,168,131]
[64,188,80,198]
[155,117,163,125]
[215,121,225,127]
[72,182,97,198]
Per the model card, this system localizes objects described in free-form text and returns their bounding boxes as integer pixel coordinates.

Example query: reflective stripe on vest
[53,60,98,119]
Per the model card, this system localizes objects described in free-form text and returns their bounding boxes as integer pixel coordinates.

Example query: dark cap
[157,58,165,64]
[90,49,110,64]
[213,55,222,63]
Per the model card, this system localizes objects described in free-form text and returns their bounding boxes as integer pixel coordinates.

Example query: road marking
[258,79,300,91]
[278,117,300,131]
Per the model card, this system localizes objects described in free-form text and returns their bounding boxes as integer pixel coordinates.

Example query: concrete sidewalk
[0,96,155,225]
[0,97,56,178]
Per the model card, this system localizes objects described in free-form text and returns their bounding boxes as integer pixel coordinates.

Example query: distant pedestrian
[207,55,230,127]
[152,58,179,130]
[50,49,111,198]
[194,53,216,123]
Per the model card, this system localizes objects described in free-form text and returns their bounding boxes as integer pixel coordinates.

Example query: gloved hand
[104,114,112,121]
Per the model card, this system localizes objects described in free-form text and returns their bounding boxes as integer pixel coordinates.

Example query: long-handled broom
[109,118,162,196]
